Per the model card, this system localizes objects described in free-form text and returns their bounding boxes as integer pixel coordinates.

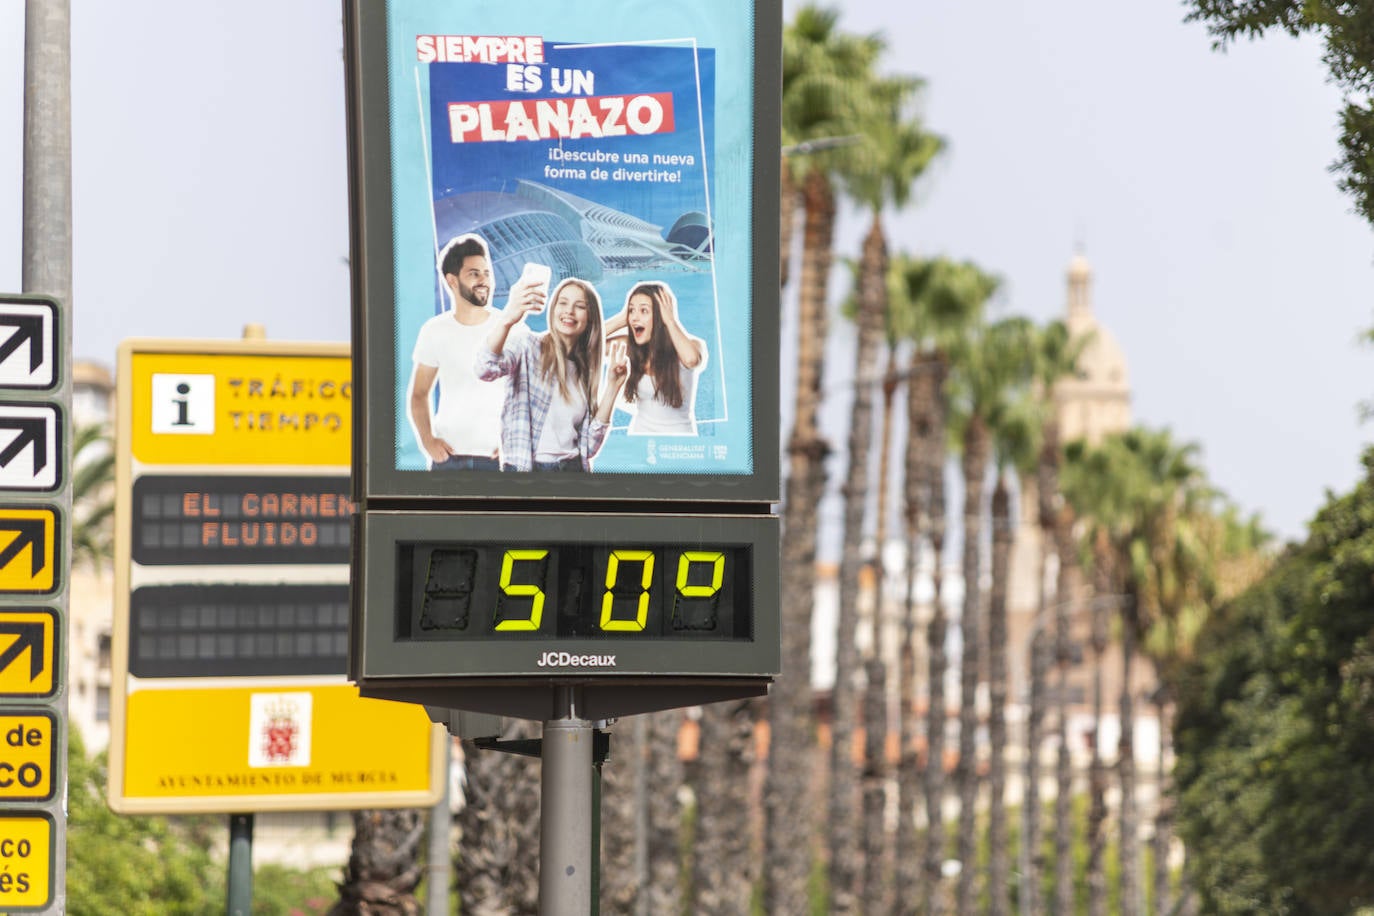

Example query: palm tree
[1018,319,1087,916]
[451,725,542,915]
[890,257,996,914]
[1063,427,1215,916]
[766,8,886,912]
[832,75,942,915]
[986,391,1039,916]
[946,313,1029,916]
[987,406,1035,916]
[70,421,115,569]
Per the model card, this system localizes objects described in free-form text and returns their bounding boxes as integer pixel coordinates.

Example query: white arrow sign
[0,403,62,491]
[0,300,57,390]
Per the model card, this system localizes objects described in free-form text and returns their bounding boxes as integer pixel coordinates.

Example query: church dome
[1055,252,1131,443]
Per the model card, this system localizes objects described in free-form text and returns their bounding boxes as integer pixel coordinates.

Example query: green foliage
[69,422,114,570]
[1185,0,1374,227]
[1175,449,1374,913]
[66,729,339,915]
[67,728,221,915]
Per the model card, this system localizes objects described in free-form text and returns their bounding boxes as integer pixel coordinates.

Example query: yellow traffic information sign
[0,509,57,594]
[125,346,351,467]
[0,713,56,801]
[0,812,52,908]
[0,611,55,699]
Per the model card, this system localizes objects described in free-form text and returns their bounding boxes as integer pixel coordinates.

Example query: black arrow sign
[0,415,47,473]
[0,519,46,576]
[0,621,45,680]
[0,314,44,373]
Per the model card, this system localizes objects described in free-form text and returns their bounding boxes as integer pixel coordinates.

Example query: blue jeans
[502,456,584,472]
[432,454,500,471]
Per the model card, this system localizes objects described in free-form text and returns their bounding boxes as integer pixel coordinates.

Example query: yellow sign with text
[125,345,351,467]
[114,683,441,814]
[0,713,56,800]
[0,511,56,594]
[0,813,52,908]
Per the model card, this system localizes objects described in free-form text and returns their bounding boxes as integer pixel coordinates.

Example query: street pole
[22,5,71,912]
[541,689,594,915]
[22,0,72,305]
[227,814,254,915]
[427,738,453,916]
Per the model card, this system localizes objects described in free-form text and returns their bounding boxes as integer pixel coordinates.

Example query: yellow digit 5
[601,549,654,632]
[495,549,548,631]
[676,551,724,597]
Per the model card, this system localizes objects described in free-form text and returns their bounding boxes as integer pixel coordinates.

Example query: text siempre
[419,33,676,144]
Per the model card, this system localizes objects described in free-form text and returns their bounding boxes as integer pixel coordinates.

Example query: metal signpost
[0,294,66,913]
[108,339,445,909]
[344,1,781,912]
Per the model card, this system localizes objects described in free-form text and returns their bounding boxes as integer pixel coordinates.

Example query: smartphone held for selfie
[521,262,552,307]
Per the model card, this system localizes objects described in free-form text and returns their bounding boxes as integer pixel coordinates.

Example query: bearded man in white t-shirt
[408,234,525,470]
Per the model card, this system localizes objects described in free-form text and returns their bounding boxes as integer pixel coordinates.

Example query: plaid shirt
[476,330,608,471]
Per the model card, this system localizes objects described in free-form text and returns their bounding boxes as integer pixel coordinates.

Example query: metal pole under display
[540,696,594,915]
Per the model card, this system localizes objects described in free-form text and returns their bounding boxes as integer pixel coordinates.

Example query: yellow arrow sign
[0,611,56,698]
[0,812,52,907]
[0,508,56,593]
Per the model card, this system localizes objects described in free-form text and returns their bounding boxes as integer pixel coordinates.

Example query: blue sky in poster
[384,0,757,476]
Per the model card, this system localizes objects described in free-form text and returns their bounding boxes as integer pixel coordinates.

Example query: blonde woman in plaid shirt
[478,274,629,471]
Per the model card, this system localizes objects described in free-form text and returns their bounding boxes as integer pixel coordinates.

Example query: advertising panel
[349,0,779,502]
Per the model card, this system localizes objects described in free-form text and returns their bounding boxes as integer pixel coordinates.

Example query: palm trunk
[830,214,887,913]
[1087,546,1113,916]
[331,809,425,916]
[645,710,685,915]
[452,722,542,916]
[764,165,835,915]
[987,474,1013,916]
[896,349,934,915]
[694,700,757,916]
[1052,510,1081,916]
[956,415,990,916]
[919,357,952,916]
[1152,688,1170,916]
[601,720,640,912]
[1119,594,1141,916]
[780,157,797,290]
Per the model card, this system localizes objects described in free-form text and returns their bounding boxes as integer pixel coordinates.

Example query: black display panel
[131,475,352,566]
[129,584,349,678]
[354,511,778,682]
[397,542,749,642]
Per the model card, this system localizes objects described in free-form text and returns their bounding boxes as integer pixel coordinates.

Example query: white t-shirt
[535,370,588,462]
[626,356,703,436]
[411,310,506,457]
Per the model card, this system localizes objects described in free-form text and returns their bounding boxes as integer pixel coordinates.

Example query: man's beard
[458,279,489,307]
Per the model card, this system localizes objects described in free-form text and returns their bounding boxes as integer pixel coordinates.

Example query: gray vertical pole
[227,813,254,915]
[541,688,594,916]
[22,0,73,306]
[426,737,452,916]
[23,4,71,913]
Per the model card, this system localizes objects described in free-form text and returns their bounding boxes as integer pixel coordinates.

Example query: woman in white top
[606,281,706,436]
[477,276,628,471]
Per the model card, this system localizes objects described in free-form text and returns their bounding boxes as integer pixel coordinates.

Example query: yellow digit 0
[495,549,548,631]
[676,551,725,597]
[601,549,654,632]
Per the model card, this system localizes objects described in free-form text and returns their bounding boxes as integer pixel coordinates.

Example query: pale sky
[3,1,1371,545]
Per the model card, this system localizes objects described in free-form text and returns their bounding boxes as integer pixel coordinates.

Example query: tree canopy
[1174,448,1374,913]
[1186,0,1374,227]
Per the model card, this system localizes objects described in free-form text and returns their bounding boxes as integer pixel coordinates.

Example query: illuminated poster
[380,1,758,479]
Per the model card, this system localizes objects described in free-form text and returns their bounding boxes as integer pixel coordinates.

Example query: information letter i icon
[173,383,192,426]
[150,373,215,435]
